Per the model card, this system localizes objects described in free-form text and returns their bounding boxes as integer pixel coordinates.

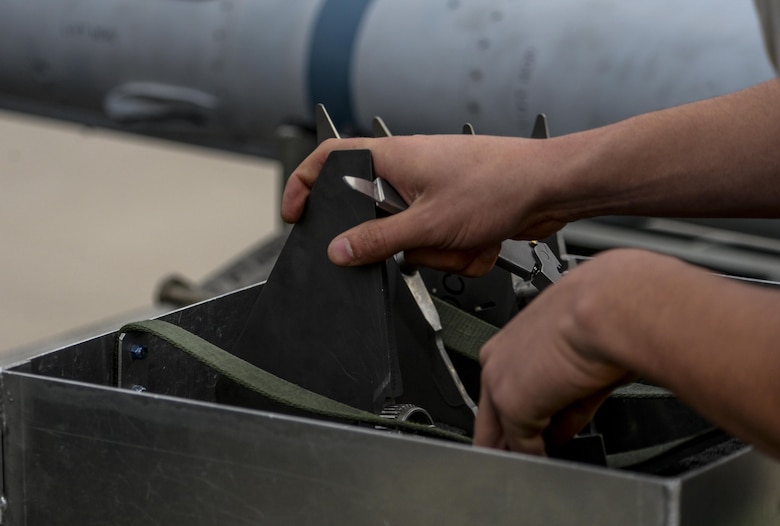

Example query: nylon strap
[119,319,470,444]
[434,300,673,400]
[434,296,499,362]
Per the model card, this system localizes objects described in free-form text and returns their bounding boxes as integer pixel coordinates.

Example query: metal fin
[315,103,340,143]
[531,113,550,139]
[372,116,392,137]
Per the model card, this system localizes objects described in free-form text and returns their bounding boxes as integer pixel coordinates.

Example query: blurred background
[0,0,776,360]
[0,109,280,355]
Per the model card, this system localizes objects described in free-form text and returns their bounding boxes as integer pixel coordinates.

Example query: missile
[0,0,773,153]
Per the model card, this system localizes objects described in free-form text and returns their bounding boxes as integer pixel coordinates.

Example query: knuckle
[439,251,478,275]
[456,247,499,277]
[460,260,491,278]
[479,341,497,368]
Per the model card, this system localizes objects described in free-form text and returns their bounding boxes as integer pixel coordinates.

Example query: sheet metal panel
[1,371,675,525]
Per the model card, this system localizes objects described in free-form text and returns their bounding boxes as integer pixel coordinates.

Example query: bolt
[129,344,148,360]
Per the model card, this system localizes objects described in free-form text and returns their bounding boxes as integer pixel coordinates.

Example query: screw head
[129,344,148,360]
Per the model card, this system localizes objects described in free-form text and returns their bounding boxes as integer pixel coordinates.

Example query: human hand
[473,251,638,454]
[282,134,569,276]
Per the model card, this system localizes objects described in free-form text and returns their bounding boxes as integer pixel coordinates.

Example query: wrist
[529,125,626,226]
[562,249,680,376]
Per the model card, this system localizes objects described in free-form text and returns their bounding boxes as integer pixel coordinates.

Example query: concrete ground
[0,109,280,358]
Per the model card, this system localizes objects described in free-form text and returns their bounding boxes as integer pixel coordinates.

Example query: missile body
[0,0,773,148]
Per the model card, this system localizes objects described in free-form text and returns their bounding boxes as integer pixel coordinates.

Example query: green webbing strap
[434,299,675,400]
[119,319,470,445]
[434,296,499,362]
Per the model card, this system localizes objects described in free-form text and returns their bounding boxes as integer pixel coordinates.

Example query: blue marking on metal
[308,0,374,131]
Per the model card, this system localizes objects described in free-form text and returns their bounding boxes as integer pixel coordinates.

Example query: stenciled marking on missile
[307,0,374,132]
[513,46,537,134]
[62,22,118,44]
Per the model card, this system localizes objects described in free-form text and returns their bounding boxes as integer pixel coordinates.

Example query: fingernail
[329,237,355,265]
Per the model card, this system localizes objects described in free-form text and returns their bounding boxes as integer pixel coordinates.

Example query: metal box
[1,283,779,525]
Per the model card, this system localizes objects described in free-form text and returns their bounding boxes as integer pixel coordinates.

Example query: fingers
[404,244,501,277]
[281,138,371,223]
[280,172,315,224]
[474,382,548,455]
[542,388,613,448]
[326,207,502,274]
[327,210,428,266]
[473,382,504,448]
[500,418,548,456]
[281,152,326,223]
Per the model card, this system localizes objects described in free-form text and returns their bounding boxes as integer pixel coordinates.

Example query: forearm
[543,79,780,222]
[571,250,780,458]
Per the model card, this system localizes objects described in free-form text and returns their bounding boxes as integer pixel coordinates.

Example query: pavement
[0,109,280,358]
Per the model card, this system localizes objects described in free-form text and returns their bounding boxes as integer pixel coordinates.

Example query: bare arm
[547,79,780,222]
[282,80,780,273]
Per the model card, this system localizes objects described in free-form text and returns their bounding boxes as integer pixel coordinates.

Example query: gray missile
[0,0,773,152]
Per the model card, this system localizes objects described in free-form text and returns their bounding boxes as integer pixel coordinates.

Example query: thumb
[327,211,425,266]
